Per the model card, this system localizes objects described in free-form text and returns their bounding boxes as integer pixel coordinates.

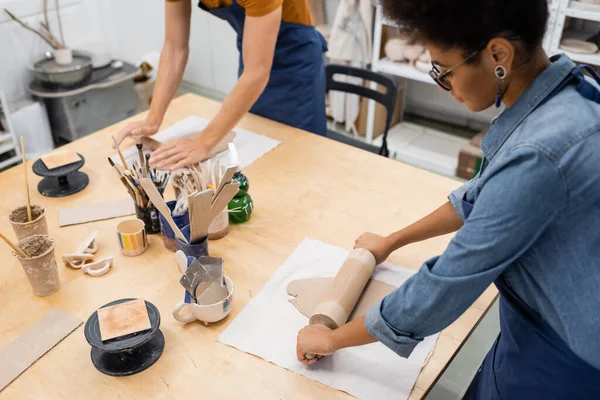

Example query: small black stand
[84,298,165,377]
[32,153,89,197]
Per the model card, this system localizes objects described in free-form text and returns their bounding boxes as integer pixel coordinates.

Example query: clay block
[97,298,151,341]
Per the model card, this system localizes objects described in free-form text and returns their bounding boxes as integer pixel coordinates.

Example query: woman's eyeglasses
[429,36,522,92]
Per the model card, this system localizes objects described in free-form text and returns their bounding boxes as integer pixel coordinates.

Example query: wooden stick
[111,135,129,171]
[56,0,65,45]
[3,9,58,49]
[43,0,49,31]
[20,137,32,222]
[0,232,28,258]
[40,22,62,49]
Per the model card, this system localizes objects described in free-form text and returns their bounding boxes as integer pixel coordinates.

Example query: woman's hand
[114,119,160,147]
[354,232,393,264]
[297,324,335,365]
[148,137,210,171]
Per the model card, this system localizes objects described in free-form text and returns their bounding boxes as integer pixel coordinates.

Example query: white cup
[53,48,73,65]
[173,276,234,324]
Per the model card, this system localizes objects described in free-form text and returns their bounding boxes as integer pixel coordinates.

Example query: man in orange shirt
[116,0,327,170]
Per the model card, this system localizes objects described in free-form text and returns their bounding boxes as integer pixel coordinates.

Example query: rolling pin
[305,248,376,359]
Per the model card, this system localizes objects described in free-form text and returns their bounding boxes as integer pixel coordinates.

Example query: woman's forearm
[147,43,189,126]
[198,70,269,150]
[387,201,463,250]
[330,316,377,351]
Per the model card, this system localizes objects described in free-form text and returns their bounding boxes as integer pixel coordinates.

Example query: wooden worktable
[0,94,496,399]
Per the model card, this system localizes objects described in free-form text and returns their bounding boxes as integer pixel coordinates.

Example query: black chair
[325,64,398,157]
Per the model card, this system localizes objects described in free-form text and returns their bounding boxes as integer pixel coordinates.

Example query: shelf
[566,1,600,22]
[373,121,468,178]
[562,50,600,65]
[374,58,435,85]
[0,155,20,170]
[0,142,16,156]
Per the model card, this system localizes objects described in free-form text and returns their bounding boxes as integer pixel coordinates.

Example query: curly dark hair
[381,0,548,56]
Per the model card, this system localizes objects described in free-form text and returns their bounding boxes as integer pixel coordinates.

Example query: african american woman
[296,1,600,398]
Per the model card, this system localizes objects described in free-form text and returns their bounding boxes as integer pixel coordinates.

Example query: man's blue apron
[463,62,600,400]
[199,0,327,136]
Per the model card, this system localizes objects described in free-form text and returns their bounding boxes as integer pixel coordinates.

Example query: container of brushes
[135,187,165,235]
[160,201,190,251]
[9,205,49,241]
[175,225,208,258]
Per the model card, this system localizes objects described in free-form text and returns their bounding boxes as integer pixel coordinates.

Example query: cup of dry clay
[14,235,60,297]
[9,205,48,241]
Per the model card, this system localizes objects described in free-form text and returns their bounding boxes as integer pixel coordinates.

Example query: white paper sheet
[113,115,281,169]
[218,239,438,400]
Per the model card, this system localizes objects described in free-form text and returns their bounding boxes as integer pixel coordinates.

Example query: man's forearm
[387,201,463,250]
[147,44,189,125]
[198,70,269,150]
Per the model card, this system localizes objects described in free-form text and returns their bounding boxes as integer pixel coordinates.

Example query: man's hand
[148,137,210,170]
[296,324,335,365]
[114,119,160,147]
[354,232,393,265]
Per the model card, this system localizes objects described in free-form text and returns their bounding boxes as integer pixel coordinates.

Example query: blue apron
[199,0,328,136]
[463,63,600,400]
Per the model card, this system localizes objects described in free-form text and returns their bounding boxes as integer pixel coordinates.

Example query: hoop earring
[495,65,507,108]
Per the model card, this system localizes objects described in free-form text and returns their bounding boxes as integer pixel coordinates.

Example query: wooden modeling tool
[209,183,240,223]
[139,178,188,243]
[213,166,237,204]
[20,137,32,222]
[304,249,376,359]
[112,135,129,171]
[0,232,29,258]
[189,190,213,242]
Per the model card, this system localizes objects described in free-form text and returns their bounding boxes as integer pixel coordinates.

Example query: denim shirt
[365,55,600,370]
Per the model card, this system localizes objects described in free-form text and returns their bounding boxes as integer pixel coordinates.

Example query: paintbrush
[145,153,151,178]
[108,158,137,202]
[0,232,28,258]
[136,143,146,178]
[20,137,32,222]
[111,135,129,172]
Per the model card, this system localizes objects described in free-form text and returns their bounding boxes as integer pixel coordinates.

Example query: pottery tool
[112,135,129,172]
[213,165,237,204]
[20,137,32,222]
[84,298,164,376]
[189,190,213,242]
[179,258,220,303]
[59,198,136,227]
[97,298,151,341]
[209,183,240,223]
[303,249,376,360]
[0,309,82,391]
[310,248,376,329]
[136,143,146,178]
[40,151,81,170]
[0,232,29,258]
[139,178,187,243]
